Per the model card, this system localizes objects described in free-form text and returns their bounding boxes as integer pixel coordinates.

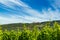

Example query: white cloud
[41,9,60,21]
[48,0,60,9]
[0,16,31,24]
[0,0,31,11]
[0,0,60,24]
[0,9,60,24]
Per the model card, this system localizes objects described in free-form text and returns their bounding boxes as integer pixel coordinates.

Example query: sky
[0,0,60,24]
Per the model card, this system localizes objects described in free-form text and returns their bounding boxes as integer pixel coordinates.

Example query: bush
[0,22,60,40]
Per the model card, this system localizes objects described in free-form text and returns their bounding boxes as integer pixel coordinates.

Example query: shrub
[0,22,60,40]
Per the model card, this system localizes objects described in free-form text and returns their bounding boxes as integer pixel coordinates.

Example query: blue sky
[0,0,60,24]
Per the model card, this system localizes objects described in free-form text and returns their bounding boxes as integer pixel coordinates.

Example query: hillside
[1,20,60,30]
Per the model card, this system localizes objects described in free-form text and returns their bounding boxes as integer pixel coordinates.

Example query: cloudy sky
[0,0,60,24]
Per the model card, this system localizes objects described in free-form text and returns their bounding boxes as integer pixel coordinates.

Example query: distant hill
[1,20,60,30]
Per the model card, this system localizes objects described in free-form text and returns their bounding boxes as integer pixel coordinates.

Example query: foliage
[0,22,60,40]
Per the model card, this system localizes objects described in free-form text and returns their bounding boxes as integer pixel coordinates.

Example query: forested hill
[1,20,60,30]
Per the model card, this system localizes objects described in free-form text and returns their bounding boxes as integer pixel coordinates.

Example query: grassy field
[0,22,60,40]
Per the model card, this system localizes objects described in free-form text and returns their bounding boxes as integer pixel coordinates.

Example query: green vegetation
[0,22,60,40]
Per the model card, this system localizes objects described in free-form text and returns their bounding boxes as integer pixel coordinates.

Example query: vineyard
[0,22,60,40]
